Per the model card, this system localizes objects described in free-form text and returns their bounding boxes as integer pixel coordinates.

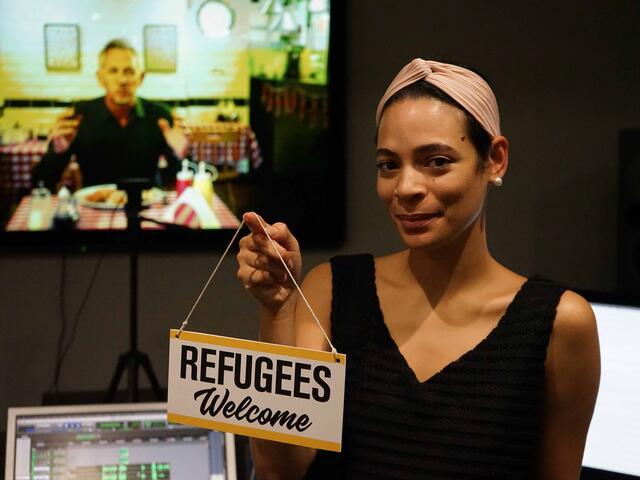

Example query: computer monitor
[582,300,640,478]
[4,402,237,480]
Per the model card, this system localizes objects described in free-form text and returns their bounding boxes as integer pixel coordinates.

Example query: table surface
[6,191,240,231]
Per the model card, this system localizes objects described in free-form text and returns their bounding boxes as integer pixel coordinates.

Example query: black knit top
[303,254,567,480]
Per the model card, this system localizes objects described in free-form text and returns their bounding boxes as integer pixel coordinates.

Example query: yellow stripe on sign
[169,329,346,365]
[167,412,342,452]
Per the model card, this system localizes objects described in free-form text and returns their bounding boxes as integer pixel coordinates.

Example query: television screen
[582,300,640,478]
[0,0,344,251]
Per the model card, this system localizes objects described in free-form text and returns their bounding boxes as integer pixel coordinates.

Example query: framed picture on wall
[144,24,177,72]
[44,24,81,71]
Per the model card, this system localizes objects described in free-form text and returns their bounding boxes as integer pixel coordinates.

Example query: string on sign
[175,218,246,337]
[174,213,339,362]
[251,213,338,360]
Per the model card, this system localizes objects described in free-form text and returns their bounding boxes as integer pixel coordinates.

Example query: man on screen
[32,39,189,191]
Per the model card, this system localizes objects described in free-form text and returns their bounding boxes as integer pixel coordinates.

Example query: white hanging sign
[167,329,347,452]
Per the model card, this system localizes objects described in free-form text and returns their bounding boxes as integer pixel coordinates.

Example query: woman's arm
[253,265,333,480]
[537,290,601,479]
[237,214,332,479]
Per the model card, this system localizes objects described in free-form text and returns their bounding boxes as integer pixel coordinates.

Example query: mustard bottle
[193,161,213,205]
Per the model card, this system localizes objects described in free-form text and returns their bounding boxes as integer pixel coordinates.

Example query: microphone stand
[105,178,163,402]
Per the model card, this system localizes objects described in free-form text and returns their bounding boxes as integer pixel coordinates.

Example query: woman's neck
[405,216,497,299]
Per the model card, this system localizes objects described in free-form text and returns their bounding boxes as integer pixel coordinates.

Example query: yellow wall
[0,0,257,134]
[0,0,330,137]
[0,0,257,100]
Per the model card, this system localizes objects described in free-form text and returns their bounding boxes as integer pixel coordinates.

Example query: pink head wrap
[376,58,501,138]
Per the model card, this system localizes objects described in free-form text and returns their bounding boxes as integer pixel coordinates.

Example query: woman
[237,59,600,479]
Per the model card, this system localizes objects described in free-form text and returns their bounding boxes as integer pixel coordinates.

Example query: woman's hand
[237,212,302,312]
[238,213,323,479]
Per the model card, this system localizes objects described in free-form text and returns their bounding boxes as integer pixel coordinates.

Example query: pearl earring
[493,177,503,187]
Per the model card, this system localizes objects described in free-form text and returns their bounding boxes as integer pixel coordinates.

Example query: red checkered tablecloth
[188,124,262,171]
[0,140,48,198]
[0,125,263,195]
[6,191,240,231]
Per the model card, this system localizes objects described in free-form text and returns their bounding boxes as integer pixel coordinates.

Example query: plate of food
[74,184,165,209]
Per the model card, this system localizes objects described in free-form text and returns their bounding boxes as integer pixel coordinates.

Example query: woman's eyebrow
[375,147,397,157]
[376,143,458,158]
[414,143,458,156]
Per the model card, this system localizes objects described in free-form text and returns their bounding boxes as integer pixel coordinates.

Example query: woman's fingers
[237,213,302,309]
[243,213,298,254]
[237,250,290,285]
[240,215,299,267]
[267,222,300,252]
[237,264,277,286]
[243,211,268,235]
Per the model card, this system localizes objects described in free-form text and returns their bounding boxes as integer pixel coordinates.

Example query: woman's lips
[394,213,442,230]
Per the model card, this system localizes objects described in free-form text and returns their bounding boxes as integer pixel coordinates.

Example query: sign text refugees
[167,330,346,452]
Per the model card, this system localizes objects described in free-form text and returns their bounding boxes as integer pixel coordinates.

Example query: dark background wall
[1,0,639,445]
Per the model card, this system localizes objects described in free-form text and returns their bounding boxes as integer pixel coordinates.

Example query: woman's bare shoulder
[301,262,332,289]
[492,263,527,290]
[553,290,599,345]
[539,289,600,478]
[373,251,409,283]
[545,289,600,398]
[294,263,333,351]
[297,263,333,319]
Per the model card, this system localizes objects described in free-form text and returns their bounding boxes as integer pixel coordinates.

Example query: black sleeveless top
[303,254,567,480]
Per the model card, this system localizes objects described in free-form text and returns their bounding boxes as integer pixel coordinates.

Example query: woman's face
[376,97,492,250]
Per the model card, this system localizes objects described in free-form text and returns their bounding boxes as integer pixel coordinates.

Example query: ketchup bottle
[176,159,194,196]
